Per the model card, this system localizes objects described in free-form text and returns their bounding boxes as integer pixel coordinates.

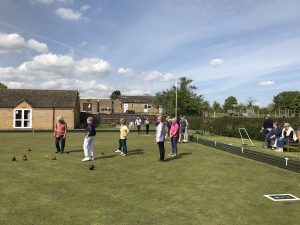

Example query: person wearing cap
[53,116,68,154]
[156,116,166,162]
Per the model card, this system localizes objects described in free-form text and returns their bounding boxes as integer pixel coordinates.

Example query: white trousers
[83,136,95,157]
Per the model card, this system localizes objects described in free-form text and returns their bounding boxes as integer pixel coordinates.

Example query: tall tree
[246,97,256,108]
[0,82,7,89]
[155,76,205,116]
[223,96,238,111]
[212,101,222,113]
[110,90,121,100]
[273,91,300,110]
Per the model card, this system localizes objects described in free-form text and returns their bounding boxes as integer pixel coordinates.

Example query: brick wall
[80,99,98,113]
[124,103,159,114]
[0,109,14,128]
[0,107,75,130]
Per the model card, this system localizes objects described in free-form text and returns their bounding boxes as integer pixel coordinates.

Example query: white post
[175,81,178,118]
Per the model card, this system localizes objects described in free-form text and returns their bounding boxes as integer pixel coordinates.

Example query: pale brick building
[79,95,160,115]
[0,89,80,130]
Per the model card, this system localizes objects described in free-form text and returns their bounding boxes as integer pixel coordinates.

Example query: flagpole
[175,81,178,118]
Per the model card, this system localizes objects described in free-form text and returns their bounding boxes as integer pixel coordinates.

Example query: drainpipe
[52,107,55,130]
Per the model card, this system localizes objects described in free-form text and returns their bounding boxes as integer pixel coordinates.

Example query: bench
[286,130,300,152]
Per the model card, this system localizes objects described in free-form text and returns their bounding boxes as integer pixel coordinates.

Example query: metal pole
[175,81,178,118]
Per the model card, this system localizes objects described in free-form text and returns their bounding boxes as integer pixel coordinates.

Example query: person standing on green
[156,116,166,162]
[119,118,130,156]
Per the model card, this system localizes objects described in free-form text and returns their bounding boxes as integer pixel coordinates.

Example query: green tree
[0,82,7,89]
[212,101,222,113]
[110,90,121,100]
[273,91,300,110]
[155,76,205,116]
[223,96,238,111]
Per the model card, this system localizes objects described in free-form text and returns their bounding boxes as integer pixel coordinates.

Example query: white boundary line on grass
[264,194,300,201]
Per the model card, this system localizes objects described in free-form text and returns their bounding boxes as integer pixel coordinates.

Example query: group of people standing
[261,114,298,152]
[54,116,96,161]
[156,115,189,162]
[53,114,189,163]
[134,116,150,134]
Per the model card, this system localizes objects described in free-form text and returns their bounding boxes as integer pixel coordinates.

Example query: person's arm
[64,123,68,138]
[156,124,162,142]
[53,123,57,137]
[85,126,90,138]
[125,127,130,138]
[169,126,173,138]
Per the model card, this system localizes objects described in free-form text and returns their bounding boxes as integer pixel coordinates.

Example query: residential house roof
[0,89,79,108]
[121,95,156,104]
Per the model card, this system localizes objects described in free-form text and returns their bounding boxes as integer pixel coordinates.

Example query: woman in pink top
[54,116,68,154]
[170,117,179,157]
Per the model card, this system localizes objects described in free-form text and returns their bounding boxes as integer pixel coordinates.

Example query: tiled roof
[0,89,78,108]
[121,95,155,103]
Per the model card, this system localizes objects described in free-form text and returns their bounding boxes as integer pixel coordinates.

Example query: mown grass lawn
[0,132,300,225]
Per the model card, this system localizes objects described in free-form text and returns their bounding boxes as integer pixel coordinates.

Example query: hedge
[186,116,300,141]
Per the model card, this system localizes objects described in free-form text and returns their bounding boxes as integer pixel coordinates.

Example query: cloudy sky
[0,0,300,106]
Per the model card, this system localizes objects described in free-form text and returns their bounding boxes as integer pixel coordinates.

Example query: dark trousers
[264,130,272,146]
[171,137,178,155]
[118,139,121,150]
[157,142,165,161]
[120,139,128,154]
[55,136,65,152]
[146,125,149,134]
[137,125,141,133]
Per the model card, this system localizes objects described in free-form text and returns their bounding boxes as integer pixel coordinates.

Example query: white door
[144,104,148,113]
[124,103,128,113]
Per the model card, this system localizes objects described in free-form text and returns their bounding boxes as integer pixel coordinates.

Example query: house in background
[120,95,159,114]
[0,89,80,130]
[80,97,114,114]
[79,95,160,115]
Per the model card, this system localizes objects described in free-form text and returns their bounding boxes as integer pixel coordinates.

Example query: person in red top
[54,116,68,154]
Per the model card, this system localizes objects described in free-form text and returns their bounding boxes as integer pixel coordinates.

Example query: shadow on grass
[164,152,192,162]
[127,149,144,156]
[94,155,118,160]
[66,149,83,153]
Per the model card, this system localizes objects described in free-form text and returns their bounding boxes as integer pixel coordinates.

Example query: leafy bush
[187,116,300,141]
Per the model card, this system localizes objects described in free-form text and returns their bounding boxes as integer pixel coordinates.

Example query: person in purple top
[135,116,142,133]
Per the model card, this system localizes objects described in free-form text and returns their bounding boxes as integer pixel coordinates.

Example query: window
[14,109,32,128]
[83,103,92,112]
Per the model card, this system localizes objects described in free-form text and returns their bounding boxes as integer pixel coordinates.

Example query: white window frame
[13,109,32,128]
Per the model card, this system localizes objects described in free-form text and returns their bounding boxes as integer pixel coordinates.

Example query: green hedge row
[187,116,300,141]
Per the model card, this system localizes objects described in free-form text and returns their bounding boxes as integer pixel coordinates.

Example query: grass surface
[1,132,300,225]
